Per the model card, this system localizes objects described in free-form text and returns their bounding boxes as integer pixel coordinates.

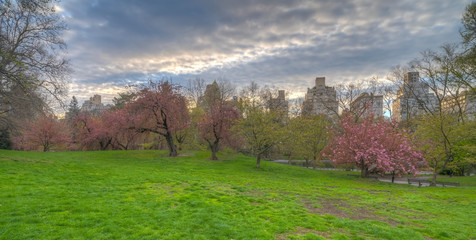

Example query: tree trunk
[313,155,317,170]
[360,159,369,178]
[210,141,219,160]
[165,132,178,157]
[391,171,395,183]
[430,161,437,186]
[256,154,261,168]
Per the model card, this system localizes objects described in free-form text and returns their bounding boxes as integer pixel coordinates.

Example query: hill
[0,150,475,239]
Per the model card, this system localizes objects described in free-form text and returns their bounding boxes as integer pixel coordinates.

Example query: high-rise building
[81,94,109,113]
[441,91,476,118]
[350,92,383,118]
[392,72,438,122]
[268,90,288,117]
[302,77,338,117]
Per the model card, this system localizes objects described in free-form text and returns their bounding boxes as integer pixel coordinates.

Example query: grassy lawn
[0,150,475,240]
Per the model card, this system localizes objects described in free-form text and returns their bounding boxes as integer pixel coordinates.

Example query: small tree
[285,115,331,168]
[198,102,240,160]
[235,107,283,168]
[326,112,425,178]
[102,109,141,150]
[72,112,114,151]
[15,116,71,152]
[127,81,190,157]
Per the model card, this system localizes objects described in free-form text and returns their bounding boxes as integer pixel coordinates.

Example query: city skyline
[56,0,471,104]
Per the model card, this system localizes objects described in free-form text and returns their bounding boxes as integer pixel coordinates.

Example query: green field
[0,150,475,240]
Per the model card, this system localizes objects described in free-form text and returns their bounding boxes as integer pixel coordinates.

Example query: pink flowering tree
[198,102,241,160]
[14,116,71,152]
[326,112,425,178]
[101,109,141,150]
[73,112,114,150]
[127,81,190,157]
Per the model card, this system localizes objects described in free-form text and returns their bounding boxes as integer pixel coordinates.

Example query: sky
[56,0,471,105]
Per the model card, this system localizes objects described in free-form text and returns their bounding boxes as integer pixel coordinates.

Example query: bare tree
[185,78,206,108]
[0,0,70,129]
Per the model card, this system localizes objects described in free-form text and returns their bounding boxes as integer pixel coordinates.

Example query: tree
[414,113,475,183]
[102,109,141,150]
[72,112,114,151]
[236,108,283,168]
[285,115,330,168]
[235,82,284,167]
[111,92,134,110]
[326,112,425,178]
[185,78,206,108]
[0,127,12,149]
[14,115,71,152]
[199,102,240,160]
[0,0,70,128]
[127,81,190,157]
[66,96,80,123]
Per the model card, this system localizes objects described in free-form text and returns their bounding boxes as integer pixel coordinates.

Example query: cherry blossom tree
[101,109,141,150]
[127,81,190,157]
[326,112,425,178]
[198,102,240,160]
[14,116,71,152]
[72,112,113,151]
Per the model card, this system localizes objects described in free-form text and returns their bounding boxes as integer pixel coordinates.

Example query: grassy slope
[0,150,475,240]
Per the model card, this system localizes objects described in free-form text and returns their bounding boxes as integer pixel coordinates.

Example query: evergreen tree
[67,96,81,123]
[0,128,12,150]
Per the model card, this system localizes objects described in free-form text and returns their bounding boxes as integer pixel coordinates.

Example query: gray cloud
[59,0,471,103]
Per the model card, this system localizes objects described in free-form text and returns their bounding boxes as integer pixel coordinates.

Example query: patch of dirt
[354,188,390,195]
[303,198,399,226]
[177,153,193,157]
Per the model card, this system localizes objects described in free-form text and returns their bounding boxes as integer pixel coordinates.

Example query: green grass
[0,150,475,240]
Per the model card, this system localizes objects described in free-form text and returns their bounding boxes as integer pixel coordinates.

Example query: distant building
[81,94,109,114]
[268,90,288,113]
[441,91,476,118]
[350,92,383,118]
[392,72,438,122]
[302,77,338,117]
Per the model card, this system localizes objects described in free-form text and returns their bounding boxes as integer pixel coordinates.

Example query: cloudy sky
[57,0,471,104]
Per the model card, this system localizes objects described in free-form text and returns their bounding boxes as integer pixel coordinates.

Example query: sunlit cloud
[58,0,471,105]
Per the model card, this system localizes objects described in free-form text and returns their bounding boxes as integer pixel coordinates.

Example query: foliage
[127,81,190,157]
[235,107,283,168]
[414,113,476,181]
[198,102,240,160]
[0,150,475,239]
[72,112,114,151]
[13,116,70,152]
[326,112,425,178]
[0,127,12,149]
[111,92,135,110]
[66,96,80,123]
[102,109,142,150]
[283,115,331,167]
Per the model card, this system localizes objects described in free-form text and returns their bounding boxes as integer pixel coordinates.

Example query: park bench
[437,181,460,187]
[407,178,431,187]
[408,179,460,187]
